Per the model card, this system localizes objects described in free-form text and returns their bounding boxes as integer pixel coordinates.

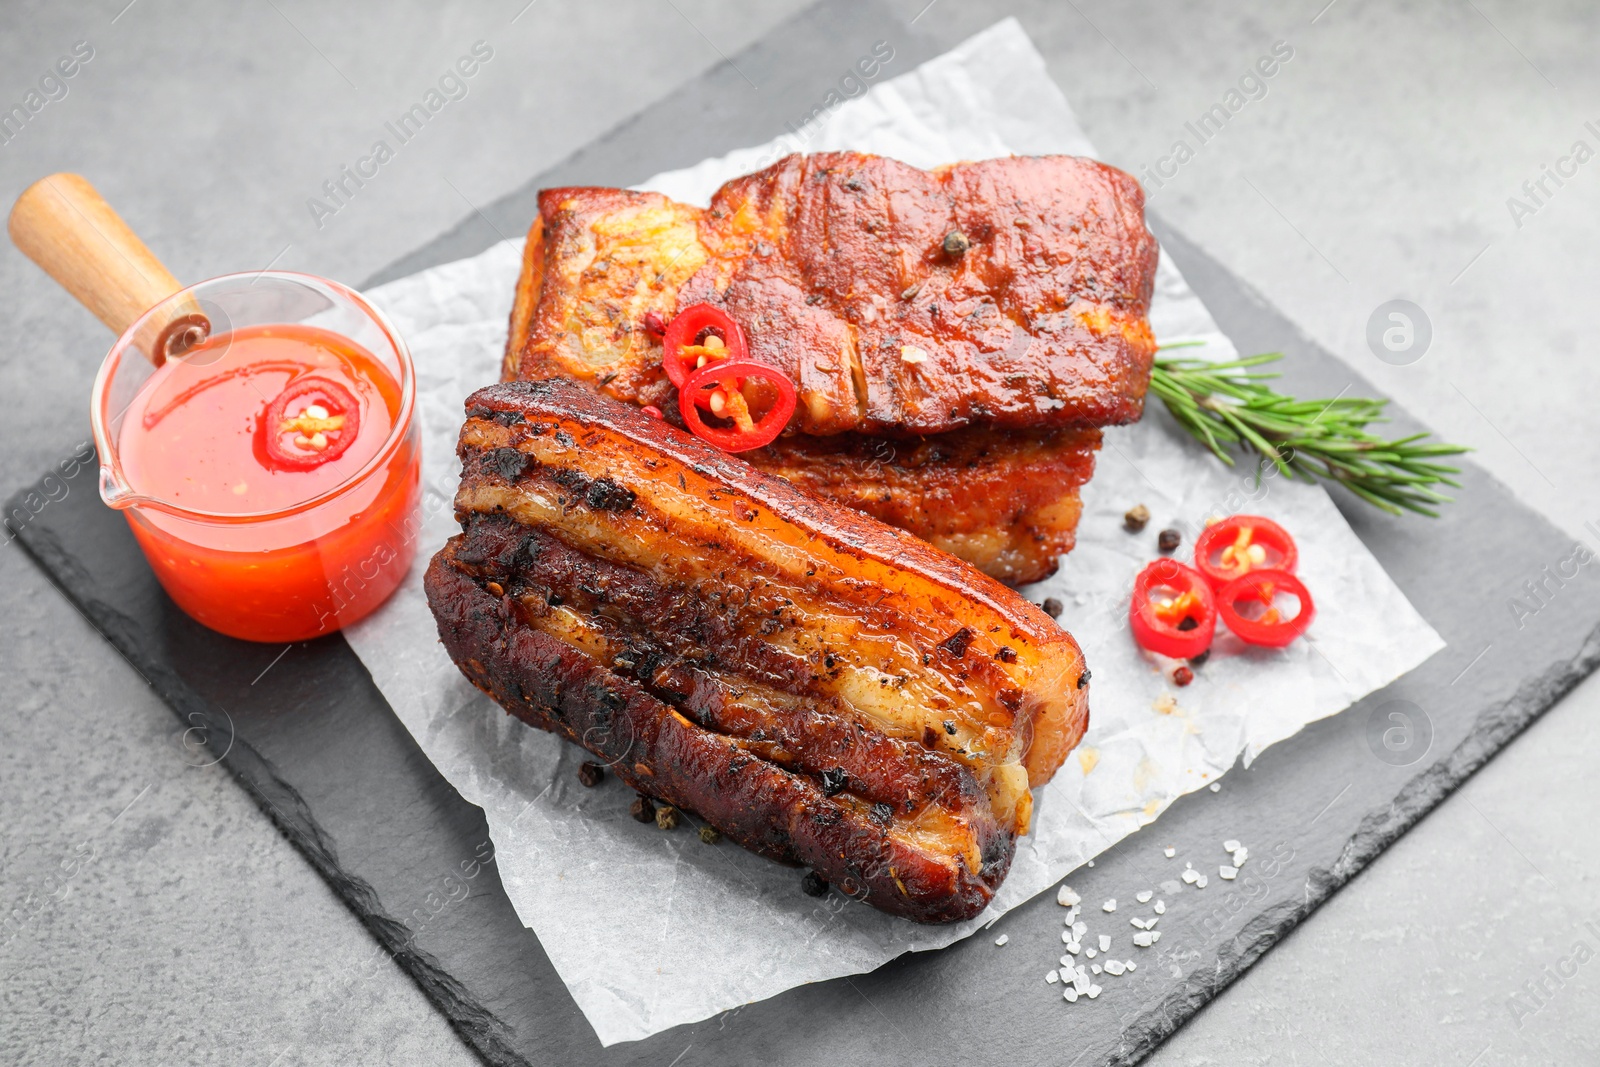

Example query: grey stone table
[1,2,1594,1064]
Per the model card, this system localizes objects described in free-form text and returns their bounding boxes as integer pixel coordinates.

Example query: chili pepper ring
[678,358,797,452]
[262,375,361,471]
[661,303,747,388]
[1129,559,1217,659]
[1194,514,1299,590]
[1216,568,1315,647]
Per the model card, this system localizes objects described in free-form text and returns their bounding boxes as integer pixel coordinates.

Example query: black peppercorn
[629,795,656,824]
[819,767,849,797]
[577,761,605,788]
[1124,504,1150,532]
[1041,597,1064,619]
[801,871,829,897]
[1077,668,1091,689]
[1158,528,1181,553]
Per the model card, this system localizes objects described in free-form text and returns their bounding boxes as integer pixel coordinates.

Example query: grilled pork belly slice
[424,379,1090,922]
[746,426,1102,586]
[506,152,1159,437]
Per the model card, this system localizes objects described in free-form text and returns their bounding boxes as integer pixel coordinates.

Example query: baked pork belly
[495,152,1158,582]
[505,152,1158,437]
[424,379,1090,922]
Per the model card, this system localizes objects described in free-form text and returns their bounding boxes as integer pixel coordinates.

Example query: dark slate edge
[1,505,526,1065]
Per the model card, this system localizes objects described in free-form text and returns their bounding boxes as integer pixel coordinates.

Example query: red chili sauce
[116,324,419,641]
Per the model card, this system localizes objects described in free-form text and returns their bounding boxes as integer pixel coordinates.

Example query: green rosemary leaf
[1150,350,1469,517]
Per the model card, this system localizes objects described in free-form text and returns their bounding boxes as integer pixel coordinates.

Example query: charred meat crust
[429,528,1010,923]
[451,516,993,819]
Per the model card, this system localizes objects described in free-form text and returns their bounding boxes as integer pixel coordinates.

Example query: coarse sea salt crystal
[1150,930,1162,943]
[1135,890,1153,904]
[1086,947,1097,959]
[1195,875,1209,889]
[1233,847,1249,867]
[1181,868,1200,885]
[1064,987,1079,1003]
[1102,899,1117,912]
[1129,918,1146,930]
[1087,985,1102,999]
[1098,934,1111,952]
[1073,921,1088,938]
[1065,940,1081,954]
[1125,960,1137,972]
[1092,963,1101,975]
[1223,839,1241,853]
[1209,783,1221,793]
[1074,972,1091,994]
[1133,931,1153,948]
[1057,885,1081,907]
[1104,959,1126,976]
[1046,970,1060,984]
[1154,900,1166,915]
[1220,865,1238,880]
[1164,846,1176,858]
[994,934,1009,946]
[1060,954,1074,968]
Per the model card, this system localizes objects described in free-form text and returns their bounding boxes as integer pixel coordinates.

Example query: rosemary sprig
[1150,344,1469,516]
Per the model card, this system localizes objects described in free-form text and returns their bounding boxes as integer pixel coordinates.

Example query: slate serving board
[10,2,1600,1064]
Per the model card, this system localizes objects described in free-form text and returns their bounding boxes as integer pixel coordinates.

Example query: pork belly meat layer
[424,379,1090,922]
[746,426,1102,586]
[507,151,1158,437]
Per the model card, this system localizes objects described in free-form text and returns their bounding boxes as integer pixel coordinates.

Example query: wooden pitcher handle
[8,173,208,364]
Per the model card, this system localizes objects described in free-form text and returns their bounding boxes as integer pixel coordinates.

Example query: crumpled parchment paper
[346,18,1444,1046]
